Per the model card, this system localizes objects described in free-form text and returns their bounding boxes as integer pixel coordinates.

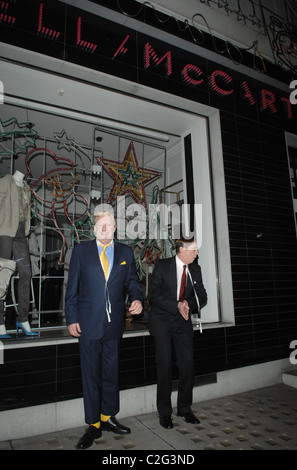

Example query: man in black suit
[148,237,207,429]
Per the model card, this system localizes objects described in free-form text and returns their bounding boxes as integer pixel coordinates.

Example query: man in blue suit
[65,209,143,449]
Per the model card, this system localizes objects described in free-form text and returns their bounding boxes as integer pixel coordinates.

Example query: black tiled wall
[0,343,81,411]
[1,2,297,413]
[220,88,297,368]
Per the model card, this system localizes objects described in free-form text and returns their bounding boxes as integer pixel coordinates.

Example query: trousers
[0,222,31,325]
[154,323,194,416]
[79,336,120,424]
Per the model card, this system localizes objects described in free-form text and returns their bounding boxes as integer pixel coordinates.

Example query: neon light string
[0,117,38,154]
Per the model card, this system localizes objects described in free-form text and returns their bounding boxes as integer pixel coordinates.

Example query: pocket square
[120,261,126,265]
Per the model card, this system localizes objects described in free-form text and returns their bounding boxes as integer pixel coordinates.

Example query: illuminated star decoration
[97,141,162,210]
[53,129,91,162]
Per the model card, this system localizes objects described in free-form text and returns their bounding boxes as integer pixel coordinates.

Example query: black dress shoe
[177,411,200,424]
[101,416,131,434]
[159,415,173,429]
[76,425,102,450]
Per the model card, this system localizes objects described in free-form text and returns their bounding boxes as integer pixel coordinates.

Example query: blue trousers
[79,337,120,424]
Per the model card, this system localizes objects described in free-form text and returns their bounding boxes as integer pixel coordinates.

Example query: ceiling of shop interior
[0,57,202,212]
[0,101,182,214]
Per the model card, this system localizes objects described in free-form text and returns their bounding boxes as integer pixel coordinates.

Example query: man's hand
[68,323,81,337]
[129,300,143,315]
[178,300,190,320]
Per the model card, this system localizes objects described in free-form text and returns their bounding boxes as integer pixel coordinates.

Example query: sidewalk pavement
[0,383,296,452]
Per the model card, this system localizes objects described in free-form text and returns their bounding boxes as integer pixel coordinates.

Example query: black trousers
[79,337,120,424]
[0,222,31,325]
[154,321,194,416]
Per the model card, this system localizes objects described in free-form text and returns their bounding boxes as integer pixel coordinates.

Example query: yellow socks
[101,414,111,422]
[91,422,100,429]
[91,414,111,428]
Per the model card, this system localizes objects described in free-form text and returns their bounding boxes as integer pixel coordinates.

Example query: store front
[0,0,297,437]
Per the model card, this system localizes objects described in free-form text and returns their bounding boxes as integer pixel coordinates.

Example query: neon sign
[0,0,294,121]
[209,70,233,96]
[76,16,97,53]
[37,2,60,40]
[144,42,172,77]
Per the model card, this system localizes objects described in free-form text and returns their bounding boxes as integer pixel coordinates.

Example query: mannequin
[0,171,38,338]
[13,170,25,188]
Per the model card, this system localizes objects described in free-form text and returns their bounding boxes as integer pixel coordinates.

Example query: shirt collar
[176,254,186,269]
[96,240,114,248]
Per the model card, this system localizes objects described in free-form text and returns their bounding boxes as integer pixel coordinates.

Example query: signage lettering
[0,0,15,26]
[182,64,203,86]
[209,70,233,96]
[144,43,172,77]
[0,0,294,120]
[37,2,60,39]
[241,81,256,106]
[113,34,130,59]
[281,97,293,118]
[261,89,277,114]
[76,16,98,52]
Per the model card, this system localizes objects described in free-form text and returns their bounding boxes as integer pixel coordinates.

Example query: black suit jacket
[148,256,207,337]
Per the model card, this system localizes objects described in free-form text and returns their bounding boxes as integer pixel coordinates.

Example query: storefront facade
[0,0,297,438]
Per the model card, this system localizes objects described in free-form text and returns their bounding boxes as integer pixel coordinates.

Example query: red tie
[179,265,187,301]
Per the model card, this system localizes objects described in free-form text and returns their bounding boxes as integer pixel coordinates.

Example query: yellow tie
[100,245,109,278]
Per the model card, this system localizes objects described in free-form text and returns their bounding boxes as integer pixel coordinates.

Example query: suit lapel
[90,239,105,278]
[171,256,177,297]
[90,239,99,261]
[108,241,120,281]
[186,263,196,296]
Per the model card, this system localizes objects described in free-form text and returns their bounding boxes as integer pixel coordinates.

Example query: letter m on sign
[144,43,172,77]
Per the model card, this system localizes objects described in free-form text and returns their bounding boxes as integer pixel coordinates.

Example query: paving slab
[2,384,297,451]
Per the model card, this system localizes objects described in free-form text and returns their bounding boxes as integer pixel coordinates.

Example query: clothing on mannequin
[13,170,25,188]
[0,258,16,338]
[0,171,38,338]
[0,259,16,300]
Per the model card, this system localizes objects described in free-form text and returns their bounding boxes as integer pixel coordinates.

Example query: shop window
[0,71,234,334]
[0,105,180,330]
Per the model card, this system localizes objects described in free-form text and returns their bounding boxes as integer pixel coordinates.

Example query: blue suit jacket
[65,239,143,340]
